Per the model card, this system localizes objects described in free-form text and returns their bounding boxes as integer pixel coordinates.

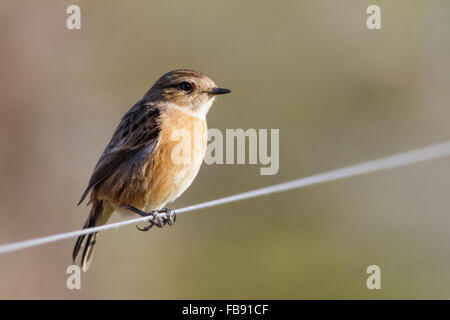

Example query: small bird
[73,69,231,271]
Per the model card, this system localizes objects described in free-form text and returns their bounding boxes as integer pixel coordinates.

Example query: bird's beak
[210,87,231,95]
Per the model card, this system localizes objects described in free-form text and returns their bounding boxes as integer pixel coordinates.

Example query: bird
[73,69,231,271]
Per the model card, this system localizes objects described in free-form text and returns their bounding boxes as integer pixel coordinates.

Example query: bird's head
[145,69,231,119]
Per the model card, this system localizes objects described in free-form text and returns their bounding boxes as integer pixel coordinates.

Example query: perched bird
[73,69,231,271]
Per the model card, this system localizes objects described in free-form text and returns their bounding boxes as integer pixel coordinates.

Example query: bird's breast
[143,108,207,210]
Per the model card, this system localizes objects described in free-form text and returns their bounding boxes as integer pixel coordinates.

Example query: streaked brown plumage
[73,69,231,271]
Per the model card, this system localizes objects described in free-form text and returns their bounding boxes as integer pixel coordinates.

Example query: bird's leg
[125,206,176,232]
[125,206,162,231]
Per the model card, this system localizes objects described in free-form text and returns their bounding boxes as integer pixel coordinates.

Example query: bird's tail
[72,200,113,272]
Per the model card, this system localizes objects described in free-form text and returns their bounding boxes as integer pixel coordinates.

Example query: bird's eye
[178,82,193,92]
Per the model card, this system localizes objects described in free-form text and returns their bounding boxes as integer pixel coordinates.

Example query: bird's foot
[125,206,176,232]
[136,210,162,231]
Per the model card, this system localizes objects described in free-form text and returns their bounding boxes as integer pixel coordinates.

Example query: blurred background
[0,0,450,299]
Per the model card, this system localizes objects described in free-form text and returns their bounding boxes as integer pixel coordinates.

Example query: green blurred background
[1,0,450,299]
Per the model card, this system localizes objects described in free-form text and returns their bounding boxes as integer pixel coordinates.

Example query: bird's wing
[78,102,161,205]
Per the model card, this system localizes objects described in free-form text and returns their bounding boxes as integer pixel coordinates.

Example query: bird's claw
[133,208,176,232]
[160,208,176,226]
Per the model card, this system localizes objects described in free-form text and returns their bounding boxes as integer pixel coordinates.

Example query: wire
[1,140,450,255]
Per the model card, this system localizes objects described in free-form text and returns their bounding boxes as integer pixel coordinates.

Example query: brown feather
[78,101,161,205]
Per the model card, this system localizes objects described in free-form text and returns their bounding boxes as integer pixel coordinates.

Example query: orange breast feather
[142,108,207,210]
